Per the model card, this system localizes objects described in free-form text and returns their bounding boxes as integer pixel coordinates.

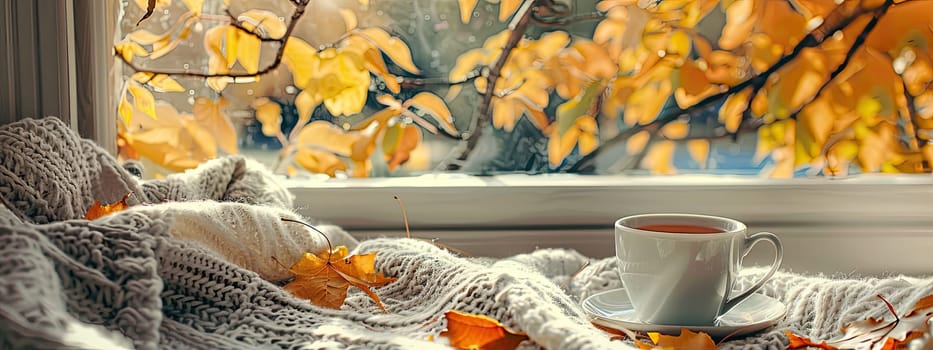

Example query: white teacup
[615,214,783,326]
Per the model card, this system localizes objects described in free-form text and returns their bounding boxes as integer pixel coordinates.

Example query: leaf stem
[393,196,412,239]
[281,217,334,262]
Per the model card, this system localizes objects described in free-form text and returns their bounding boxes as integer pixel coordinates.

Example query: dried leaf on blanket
[84,193,132,220]
[283,245,395,311]
[786,294,933,350]
[440,310,529,350]
[635,328,716,350]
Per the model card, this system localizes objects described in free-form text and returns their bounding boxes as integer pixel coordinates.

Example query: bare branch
[225,9,285,42]
[531,12,604,28]
[117,1,309,79]
[443,0,540,171]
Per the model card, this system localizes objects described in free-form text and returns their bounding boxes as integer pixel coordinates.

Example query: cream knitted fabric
[2,117,932,349]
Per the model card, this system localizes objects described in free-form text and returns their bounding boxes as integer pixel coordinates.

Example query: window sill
[287,173,933,276]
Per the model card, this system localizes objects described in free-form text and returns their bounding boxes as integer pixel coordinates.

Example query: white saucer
[582,288,786,339]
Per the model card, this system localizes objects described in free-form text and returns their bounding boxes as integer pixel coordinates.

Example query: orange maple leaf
[635,328,717,350]
[440,310,530,350]
[786,294,933,350]
[84,193,132,220]
[282,245,396,311]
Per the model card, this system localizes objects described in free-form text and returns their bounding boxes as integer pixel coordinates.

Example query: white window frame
[287,174,933,276]
[76,2,933,277]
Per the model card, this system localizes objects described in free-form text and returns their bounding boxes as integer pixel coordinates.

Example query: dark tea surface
[635,224,724,234]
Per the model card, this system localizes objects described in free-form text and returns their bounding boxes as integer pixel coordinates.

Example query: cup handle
[722,231,783,313]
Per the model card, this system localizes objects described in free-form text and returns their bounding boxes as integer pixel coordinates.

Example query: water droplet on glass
[194,22,203,32]
[467,35,476,43]
[423,15,431,21]
[183,63,190,69]
[278,17,285,22]
[187,96,195,105]
[163,9,169,15]
[439,14,447,20]
[377,10,384,15]
[285,85,297,94]
[408,28,415,34]
[246,89,254,96]
[188,89,195,95]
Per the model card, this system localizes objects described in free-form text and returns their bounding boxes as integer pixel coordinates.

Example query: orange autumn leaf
[440,310,529,350]
[382,123,422,171]
[283,245,396,311]
[84,193,132,220]
[786,295,933,350]
[635,328,716,350]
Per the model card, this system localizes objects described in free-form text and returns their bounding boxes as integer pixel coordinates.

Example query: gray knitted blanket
[1,117,931,349]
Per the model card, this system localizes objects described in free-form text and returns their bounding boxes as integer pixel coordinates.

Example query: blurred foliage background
[114,0,933,178]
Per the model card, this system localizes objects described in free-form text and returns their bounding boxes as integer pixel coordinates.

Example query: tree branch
[785,2,890,122]
[399,69,482,88]
[568,0,893,173]
[531,12,604,27]
[443,0,540,171]
[225,9,286,42]
[117,1,308,79]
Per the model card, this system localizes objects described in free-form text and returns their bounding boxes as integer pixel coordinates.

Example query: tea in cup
[614,213,783,326]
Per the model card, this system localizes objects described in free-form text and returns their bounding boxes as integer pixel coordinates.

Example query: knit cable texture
[1,117,931,349]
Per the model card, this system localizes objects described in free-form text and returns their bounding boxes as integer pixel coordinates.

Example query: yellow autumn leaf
[118,96,134,126]
[687,139,710,168]
[252,98,282,137]
[238,9,287,39]
[674,60,716,108]
[128,82,157,120]
[404,92,457,135]
[224,26,240,68]
[295,149,348,177]
[114,41,148,63]
[296,121,362,156]
[132,72,186,93]
[182,0,203,14]
[339,9,358,31]
[661,120,689,139]
[355,28,420,74]
[719,0,757,50]
[192,97,238,155]
[382,123,422,171]
[458,0,479,23]
[284,37,318,88]
[296,90,322,126]
[642,140,677,174]
[627,130,651,155]
[344,36,400,93]
[720,87,752,133]
[308,49,370,116]
[549,126,580,167]
[499,0,521,22]
[236,30,261,74]
[625,80,673,125]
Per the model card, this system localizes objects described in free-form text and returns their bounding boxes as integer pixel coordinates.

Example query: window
[107,0,933,275]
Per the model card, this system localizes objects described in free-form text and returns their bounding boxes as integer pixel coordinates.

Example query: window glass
[114,0,933,179]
